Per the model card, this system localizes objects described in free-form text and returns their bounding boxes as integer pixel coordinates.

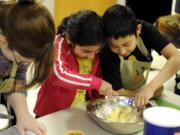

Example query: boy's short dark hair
[102,4,137,39]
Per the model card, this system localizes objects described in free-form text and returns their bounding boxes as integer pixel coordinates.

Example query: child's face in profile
[107,35,137,57]
[73,44,101,59]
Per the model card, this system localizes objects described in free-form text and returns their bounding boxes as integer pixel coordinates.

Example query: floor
[26,50,177,117]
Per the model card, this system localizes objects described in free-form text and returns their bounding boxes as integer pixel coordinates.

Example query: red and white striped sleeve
[53,36,102,91]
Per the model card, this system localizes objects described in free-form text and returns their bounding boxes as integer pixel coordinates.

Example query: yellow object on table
[66,130,84,135]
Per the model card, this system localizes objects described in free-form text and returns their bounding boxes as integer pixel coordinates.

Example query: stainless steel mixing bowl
[86,96,145,134]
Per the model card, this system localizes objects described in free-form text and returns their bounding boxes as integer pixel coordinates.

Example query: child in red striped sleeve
[34,10,118,117]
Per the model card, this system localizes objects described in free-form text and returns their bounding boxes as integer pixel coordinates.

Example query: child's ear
[136,24,142,36]
[65,33,72,45]
[66,38,72,45]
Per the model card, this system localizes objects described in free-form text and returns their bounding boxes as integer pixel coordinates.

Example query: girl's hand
[16,113,47,135]
[99,80,118,96]
[134,89,154,107]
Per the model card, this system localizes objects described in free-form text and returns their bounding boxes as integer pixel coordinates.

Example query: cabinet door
[54,0,117,27]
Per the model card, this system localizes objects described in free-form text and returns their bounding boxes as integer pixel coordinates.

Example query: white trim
[53,65,90,86]
[57,38,92,81]
[53,37,92,86]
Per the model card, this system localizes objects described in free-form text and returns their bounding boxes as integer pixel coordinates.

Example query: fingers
[112,90,119,96]
[104,89,112,96]
[105,89,118,96]
[144,96,149,105]
[99,80,121,96]
[17,123,47,135]
[30,127,43,135]
[38,123,47,135]
[29,123,47,135]
[17,127,25,135]
[135,94,149,107]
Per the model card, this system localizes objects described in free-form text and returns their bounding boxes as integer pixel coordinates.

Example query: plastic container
[143,107,180,135]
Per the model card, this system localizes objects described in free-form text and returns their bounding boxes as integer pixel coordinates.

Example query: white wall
[171,0,180,14]
[117,0,126,5]
[42,0,54,17]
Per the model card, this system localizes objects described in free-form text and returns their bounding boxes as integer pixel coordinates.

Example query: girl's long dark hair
[57,10,105,46]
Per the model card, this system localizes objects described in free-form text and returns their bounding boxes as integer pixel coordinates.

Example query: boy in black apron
[101,5,180,107]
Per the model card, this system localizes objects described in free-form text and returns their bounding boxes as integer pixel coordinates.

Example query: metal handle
[0,113,14,119]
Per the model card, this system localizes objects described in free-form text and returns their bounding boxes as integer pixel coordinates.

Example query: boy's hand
[16,113,47,135]
[134,89,154,107]
[99,80,118,96]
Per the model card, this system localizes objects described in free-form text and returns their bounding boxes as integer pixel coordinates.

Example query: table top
[0,90,179,135]
[37,103,142,135]
[0,103,142,135]
[36,90,180,135]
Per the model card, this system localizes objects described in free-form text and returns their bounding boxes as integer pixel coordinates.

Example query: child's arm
[54,36,102,91]
[117,86,163,98]
[8,92,47,135]
[135,43,180,107]
[117,88,136,97]
[53,36,118,96]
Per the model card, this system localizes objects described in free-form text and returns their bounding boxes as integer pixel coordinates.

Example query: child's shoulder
[137,20,153,32]
[54,35,72,54]
[54,35,66,48]
[55,34,64,43]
